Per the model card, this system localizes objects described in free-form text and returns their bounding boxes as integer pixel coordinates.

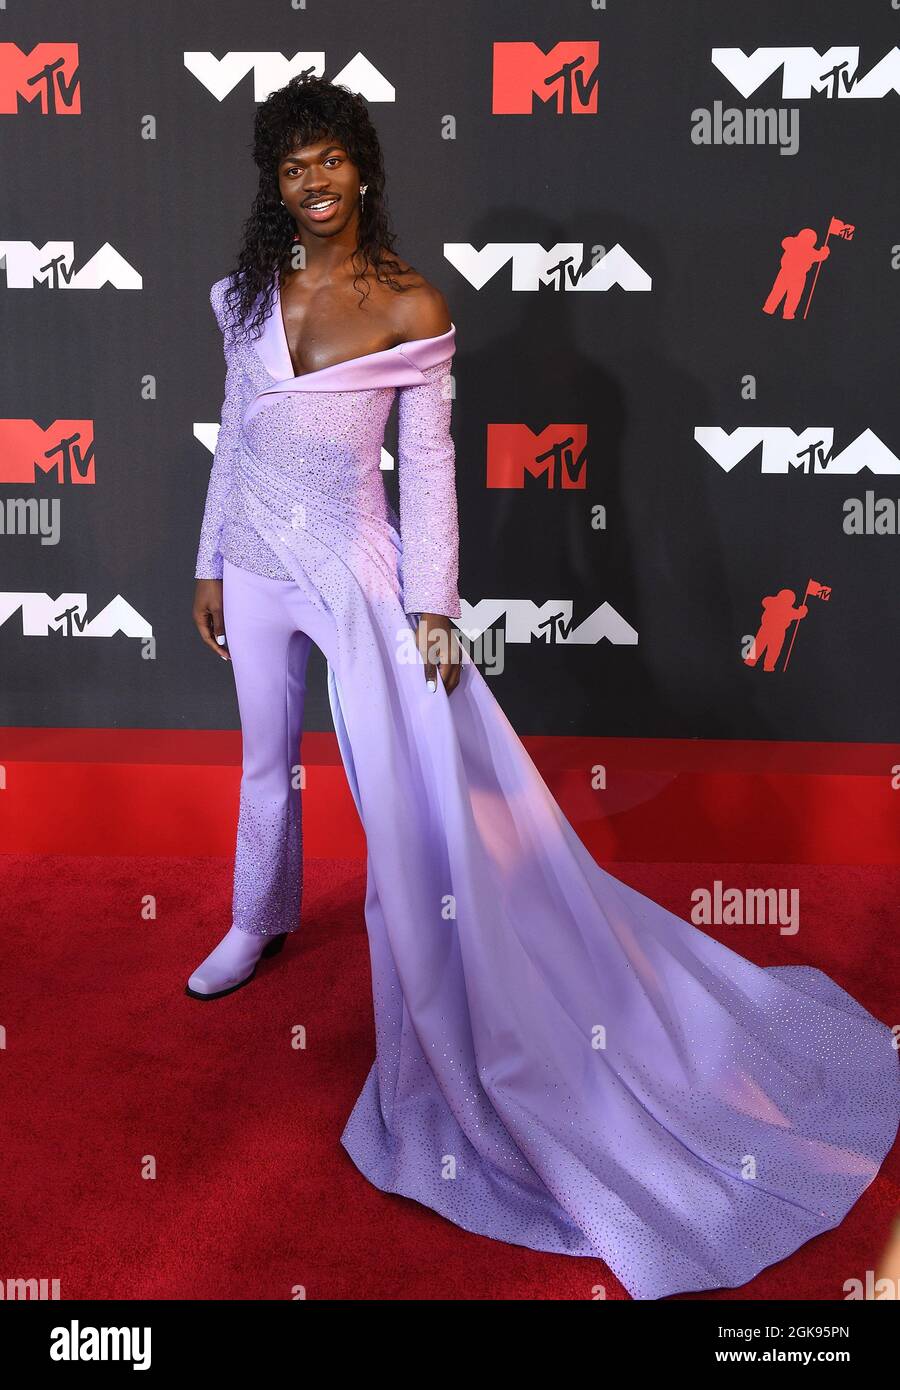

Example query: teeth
[307,198,337,210]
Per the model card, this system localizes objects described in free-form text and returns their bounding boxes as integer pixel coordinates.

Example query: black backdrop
[1,0,898,740]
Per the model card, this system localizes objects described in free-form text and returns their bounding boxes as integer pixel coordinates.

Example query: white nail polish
[216,635,226,645]
[426,678,436,693]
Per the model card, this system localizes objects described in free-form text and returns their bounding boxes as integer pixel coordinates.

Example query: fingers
[416,618,462,695]
[210,603,230,658]
[414,621,436,691]
[193,602,230,660]
[441,628,462,694]
[426,661,461,695]
[427,659,461,695]
[439,661,461,695]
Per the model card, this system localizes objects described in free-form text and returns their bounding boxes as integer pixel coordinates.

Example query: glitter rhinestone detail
[196,275,900,1300]
[195,277,461,617]
[230,784,302,937]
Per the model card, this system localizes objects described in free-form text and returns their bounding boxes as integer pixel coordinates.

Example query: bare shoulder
[385,261,452,341]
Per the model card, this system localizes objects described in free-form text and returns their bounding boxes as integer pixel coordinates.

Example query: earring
[360,184,367,209]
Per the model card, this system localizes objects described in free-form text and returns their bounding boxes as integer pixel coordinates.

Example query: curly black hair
[220,71,412,342]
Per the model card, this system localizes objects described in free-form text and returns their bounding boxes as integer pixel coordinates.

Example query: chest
[278,277,402,378]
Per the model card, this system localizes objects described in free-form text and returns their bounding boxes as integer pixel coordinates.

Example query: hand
[416,612,462,695]
[193,579,230,660]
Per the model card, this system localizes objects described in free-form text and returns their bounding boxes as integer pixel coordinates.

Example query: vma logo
[445,243,651,292]
[0,594,152,638]
[487,425,588,489]
[713,47,900,99]
[0,242,141,289]
[492,42,600,114]
[460,599,637,646]
[0,44,80,114]
[695,427,900,474]
[184,52,394,103]
[0,421,95,484]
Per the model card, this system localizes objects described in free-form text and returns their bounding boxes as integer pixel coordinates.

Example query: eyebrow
[279,145,345,165]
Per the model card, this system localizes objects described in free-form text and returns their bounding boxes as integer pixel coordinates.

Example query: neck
[285,222,362,282]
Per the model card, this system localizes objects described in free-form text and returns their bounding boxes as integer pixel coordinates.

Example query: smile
[303,197,341,221]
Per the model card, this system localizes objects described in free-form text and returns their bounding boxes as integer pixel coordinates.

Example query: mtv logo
[487,424,588,489]
[0,420,95,484]
[493,42,600,114]
[0,44,80,115]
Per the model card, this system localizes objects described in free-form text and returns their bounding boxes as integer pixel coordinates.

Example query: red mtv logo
[487,424,588,489]
[493,42,600,115]
[0,420,95,483]
[0,44,80,114]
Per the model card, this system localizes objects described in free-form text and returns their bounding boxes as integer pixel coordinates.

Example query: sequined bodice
[194,273,461,619]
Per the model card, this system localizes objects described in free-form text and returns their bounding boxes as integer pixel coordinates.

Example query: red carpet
[4,728,900,863]
[1,850,896,1300]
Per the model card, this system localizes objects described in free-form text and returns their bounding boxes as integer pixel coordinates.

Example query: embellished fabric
[194,272,461,618]
[193,273,900,1299]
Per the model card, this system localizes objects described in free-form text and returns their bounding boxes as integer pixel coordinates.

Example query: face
[277,137,362,235]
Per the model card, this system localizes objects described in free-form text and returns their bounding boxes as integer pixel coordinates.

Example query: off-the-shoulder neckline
[273,272,455,382]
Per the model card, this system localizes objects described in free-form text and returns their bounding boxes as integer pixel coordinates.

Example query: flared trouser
[218,552,899,1301]
[222,555,340,938]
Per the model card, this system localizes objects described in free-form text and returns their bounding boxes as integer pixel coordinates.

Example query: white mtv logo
[712,47,900,99]
[445,243,651,292]
[459,599,638,645]
[0,242,141,289]
[183,51,395,102]
[695,427,900,474]
[0,593,152,637]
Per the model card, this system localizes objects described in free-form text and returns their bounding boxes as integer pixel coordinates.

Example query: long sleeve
[396,356,461,619]
[194,283,243,580]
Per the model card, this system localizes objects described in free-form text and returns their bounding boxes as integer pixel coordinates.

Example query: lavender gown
[195,272,900,1300]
